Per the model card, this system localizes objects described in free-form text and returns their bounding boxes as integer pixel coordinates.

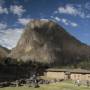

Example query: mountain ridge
[9,20,90,68]
[0,45,10,63]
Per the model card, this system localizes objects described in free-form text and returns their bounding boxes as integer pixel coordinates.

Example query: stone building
[45,68,90,81]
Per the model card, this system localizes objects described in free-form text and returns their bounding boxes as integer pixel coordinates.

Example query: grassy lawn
[0,80,90,90]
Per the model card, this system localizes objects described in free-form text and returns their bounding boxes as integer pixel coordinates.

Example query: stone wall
[45,71,90,81]
[71,73,90,81]
[45,71,65,79]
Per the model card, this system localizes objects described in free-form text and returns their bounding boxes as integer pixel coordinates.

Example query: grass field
[0,80,90,90]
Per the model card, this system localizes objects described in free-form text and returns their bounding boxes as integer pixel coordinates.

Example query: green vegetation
[0,80,90,90]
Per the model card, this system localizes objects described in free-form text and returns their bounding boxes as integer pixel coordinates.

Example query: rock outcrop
[9,20,90,67]
[0,46,10,63]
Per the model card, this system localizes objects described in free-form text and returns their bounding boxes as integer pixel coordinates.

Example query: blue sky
[0,0,90,49]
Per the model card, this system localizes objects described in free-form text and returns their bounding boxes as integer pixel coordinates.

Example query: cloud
[61,18,69,25]
[61,18,78,27]
[0,23,23,49]
[58,4,78,16]
[58,4,86,18]
[0,6,8,14]
[86,14,90,18]
[10,5,26,17]
[18,18,50,26]
[55,4,87,18]
[54,17,61,22]
[85,2,90,10]
[18,18,31,25]
[70,22,78,27]
[0,4,26,16]
[0,28,23,49]
[51,16,78,27]
[0,23,7,29]
[40,18,49,21]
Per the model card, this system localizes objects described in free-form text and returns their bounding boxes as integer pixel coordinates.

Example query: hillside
[9,20,90,68]
[0,45,10,63]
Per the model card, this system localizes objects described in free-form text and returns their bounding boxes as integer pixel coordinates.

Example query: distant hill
[0,45,10,63]
[9,20,90,69]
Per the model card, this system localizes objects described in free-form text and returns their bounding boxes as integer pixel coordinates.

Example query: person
[74,80,77,86]
[75,79,81,86]
[77,80,80,86]
[30,74,39,88]
[86,80,89,87]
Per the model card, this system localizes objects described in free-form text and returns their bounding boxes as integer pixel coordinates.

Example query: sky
[0,0,90,49]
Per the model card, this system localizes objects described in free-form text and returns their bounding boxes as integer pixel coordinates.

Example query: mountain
[0,45,10,63]
[9,20,90,68]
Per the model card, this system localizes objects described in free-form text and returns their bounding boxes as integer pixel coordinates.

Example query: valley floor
[0,80,90,90]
